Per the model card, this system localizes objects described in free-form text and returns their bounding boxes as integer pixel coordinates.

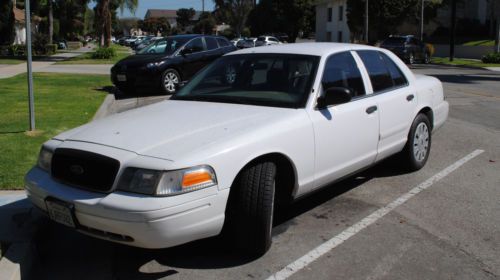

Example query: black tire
[226,161,276,256]
[401,114,432,171]
[161,69,181,95]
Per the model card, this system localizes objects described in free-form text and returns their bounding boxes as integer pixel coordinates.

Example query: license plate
[117,74,127,82]
[45,198,76,228]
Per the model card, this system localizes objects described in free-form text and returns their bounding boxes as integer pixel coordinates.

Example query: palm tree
[95,0,137,47]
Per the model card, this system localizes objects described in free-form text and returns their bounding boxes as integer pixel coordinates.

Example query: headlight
[37,147,53,172]
[117,165,217,196]
[146,61,165,68]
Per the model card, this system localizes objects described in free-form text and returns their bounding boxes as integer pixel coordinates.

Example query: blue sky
[93,0,216,19]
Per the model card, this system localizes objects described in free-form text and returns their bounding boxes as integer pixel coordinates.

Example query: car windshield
[382,37,407,46]
[137,37,189,55]
[171,54,320,108]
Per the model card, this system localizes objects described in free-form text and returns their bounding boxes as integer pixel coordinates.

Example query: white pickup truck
[25,43,448,255]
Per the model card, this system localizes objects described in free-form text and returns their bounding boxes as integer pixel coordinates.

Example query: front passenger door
[179,37,206,80]
[308,52,379,190]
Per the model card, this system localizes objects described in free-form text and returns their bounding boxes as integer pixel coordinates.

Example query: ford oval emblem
[69,165,84,175]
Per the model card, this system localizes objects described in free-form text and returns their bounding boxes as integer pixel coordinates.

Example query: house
[144,9,203,28]
[13,6,26,44]
[315,0,350,43]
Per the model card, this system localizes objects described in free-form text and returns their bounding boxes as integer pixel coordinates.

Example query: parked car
[236,38,257,49]
[380,35,430,64]
[26,43,448,256]
[134,36,163,52]
[111,34,237,95]
[117,36,131,45]
[255,35,281,47]
[230,37,246,46]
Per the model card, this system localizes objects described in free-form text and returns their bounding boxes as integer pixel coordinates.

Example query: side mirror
[317,87,352,109]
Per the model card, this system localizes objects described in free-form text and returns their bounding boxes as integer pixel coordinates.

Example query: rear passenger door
[356,50,417,161]
[204,37,222,63]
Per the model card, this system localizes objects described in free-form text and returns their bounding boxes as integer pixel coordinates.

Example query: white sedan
[25,43,448,255]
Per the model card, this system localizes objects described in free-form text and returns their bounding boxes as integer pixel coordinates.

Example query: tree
[94,0,138,47]
[0,0,15,46]
[194,12,216,34]
[176,8,196,32]
[346,0,443,42]
[247,0,315,42]
[214,0,253,37]
[139,17,170,36]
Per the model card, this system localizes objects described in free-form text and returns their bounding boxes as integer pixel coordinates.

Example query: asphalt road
[29,65,499,280]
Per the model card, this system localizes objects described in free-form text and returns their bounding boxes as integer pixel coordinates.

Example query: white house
[315,0,350,43]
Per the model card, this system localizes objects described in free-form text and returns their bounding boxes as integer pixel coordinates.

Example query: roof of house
[13,8,25,23]
[145,9,203,21]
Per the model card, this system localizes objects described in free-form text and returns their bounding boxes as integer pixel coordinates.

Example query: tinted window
[185,38,205,53]
[206,37,218,50]
[172,54,319,108]
[322,52,365,97]
[357,50,393,93]
[216,38,230,47]
[380,52,408,87]
[137,37,187,55]
[328,7,332,22]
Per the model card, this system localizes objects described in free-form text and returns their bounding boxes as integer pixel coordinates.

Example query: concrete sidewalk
[35,64,112,75]
[0,46,94,79]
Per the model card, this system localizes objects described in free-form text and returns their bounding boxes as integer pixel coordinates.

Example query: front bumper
[111,67,163,93]
[25,167,229,249]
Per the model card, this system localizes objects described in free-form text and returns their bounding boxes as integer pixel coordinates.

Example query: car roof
[227,42,379,56]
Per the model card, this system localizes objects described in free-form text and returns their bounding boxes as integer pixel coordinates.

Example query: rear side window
[380,52,408,87]
[205,37,218,50]
[216,38,230,47]
[357,50,393,93]
[322,52,365,97]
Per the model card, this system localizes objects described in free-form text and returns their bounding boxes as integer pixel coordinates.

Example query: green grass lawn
[432,57,500,68]
[0,73,109,189]
[462,40,495,46]
[0,58,25,65]
[56,44,132,65]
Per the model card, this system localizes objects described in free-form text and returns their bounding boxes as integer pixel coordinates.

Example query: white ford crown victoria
[25,43,448,255]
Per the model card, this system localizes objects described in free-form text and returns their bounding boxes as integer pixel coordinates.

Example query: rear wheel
[226,161,276,256]
[408,53,415,65]
[401,114,431,171]
[161,69,180,95]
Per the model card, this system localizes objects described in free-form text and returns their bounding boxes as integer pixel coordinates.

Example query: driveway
[23,65,500,280]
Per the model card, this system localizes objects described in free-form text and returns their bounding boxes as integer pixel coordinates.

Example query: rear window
[216,38,231,47]
[381,37,407,46]
[380,53,408,87]
[357,50,393,93]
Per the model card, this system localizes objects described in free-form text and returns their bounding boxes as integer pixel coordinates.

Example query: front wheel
[226,161,276,256]
[161,69,180,95]
[401,114,432,171]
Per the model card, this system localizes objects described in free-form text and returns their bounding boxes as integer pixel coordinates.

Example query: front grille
[51,148,120,193]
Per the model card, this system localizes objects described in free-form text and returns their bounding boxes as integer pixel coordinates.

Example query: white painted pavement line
[266,149,484,280]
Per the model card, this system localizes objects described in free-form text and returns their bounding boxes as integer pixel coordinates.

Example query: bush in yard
[45,44,58,55]
[91,47,116,59]
[482,52,500,64]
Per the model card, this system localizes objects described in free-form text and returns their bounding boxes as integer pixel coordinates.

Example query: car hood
[54,100,298,161]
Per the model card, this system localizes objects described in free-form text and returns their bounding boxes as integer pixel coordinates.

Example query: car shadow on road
[31,156,411,279]
[430,74,500,84]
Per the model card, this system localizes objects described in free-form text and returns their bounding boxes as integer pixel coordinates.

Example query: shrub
[482,52,500,64]
[45,44,57,55]
[8,44,25,56]
[91,47,116,59]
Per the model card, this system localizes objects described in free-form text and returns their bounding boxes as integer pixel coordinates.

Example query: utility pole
[25,0,35,131]
[449,0,457,61]
[202,0,205,12]
[420,0,425,41]
[365,0,369,42]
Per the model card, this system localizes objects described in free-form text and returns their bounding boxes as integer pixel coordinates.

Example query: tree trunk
[48,0,53,44]
[97,0,111,47]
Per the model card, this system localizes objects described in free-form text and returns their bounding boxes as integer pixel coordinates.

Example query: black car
[380,35,430,64]
[111,35,237,95]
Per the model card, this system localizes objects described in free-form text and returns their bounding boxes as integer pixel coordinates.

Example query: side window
[216,38,230,47]
[205,37,218,50]
[327,7,332,22]
[184,38,205,53]
[380,52,408,87]
[357,50,393,93]
[322,52,365,97]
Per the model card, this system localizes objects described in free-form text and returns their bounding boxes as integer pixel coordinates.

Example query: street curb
[93,94,116,120]
[430,62,493,71]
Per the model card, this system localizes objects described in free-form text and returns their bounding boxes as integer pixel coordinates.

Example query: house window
[339,6,344,21]
[326,32,332,42]
[338,31,343,42]
[328,8,332,22]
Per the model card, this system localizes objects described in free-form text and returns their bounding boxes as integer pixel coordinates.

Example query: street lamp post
[449,0,457,61]
[365,0,369,42]
[420,0,425,41]
[25,0,35,131]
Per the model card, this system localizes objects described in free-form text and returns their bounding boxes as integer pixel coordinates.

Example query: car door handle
[407,94,415,101]
[366,106,378,114]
